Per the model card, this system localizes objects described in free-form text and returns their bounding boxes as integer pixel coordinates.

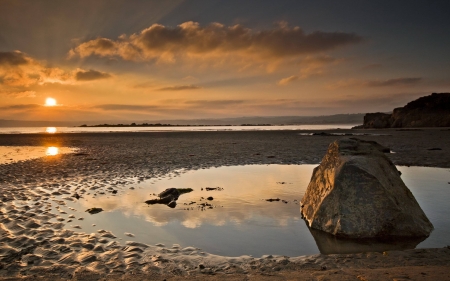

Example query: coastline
[1,128,449,280]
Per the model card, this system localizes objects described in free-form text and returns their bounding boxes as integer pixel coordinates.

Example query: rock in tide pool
[300,138,433,238]
[145,187,193,208]
[86,207,103,214]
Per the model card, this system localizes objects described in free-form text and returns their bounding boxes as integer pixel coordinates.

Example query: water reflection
[46,147,59,156]
[57,165,450,257]
[0,146,75,164]
[46,127,57,133]
[307,225,425,254]
[77,165,311,229]
[68,165,318,257]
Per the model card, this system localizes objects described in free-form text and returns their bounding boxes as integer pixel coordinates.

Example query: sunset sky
[1,0,449,122]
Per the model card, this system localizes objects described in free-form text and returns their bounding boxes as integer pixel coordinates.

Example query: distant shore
[0,128,449,280]
[78,122,274,127]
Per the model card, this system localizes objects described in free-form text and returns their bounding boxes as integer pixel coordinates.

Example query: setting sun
[45,97,57,106]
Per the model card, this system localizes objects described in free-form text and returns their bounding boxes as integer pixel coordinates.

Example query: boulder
[301,138,433,238]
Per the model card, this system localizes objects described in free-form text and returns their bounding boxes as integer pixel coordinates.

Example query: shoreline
[1,129,449,280]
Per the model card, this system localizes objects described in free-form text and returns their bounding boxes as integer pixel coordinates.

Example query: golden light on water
[46,147,59,156]
[46,127,57,133]
[45,97,57,106]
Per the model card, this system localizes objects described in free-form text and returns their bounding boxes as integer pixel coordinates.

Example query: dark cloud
[184,99,245,107]
[329,77,423,89]
[70,22,364,62]
[366,77,422,87]
[0,51,29,66]
[361,63,382,70]
[94,104,159,111]
[0,104,40,110]
[75,69,111,81]
[157,85,202,91]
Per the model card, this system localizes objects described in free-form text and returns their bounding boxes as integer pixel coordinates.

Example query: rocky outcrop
[360,93,450,128]
[300,138,433,238]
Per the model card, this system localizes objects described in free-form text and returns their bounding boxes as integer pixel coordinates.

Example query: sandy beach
[1,128,449,280]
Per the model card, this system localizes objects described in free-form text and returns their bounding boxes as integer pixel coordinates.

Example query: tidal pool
[52,165,450,257]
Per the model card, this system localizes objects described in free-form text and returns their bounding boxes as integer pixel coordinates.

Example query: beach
[1,128,449,280]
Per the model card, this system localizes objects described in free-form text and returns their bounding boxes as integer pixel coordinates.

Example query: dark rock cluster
[360,93,450,128]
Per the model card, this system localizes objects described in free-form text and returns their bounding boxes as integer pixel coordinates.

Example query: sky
[0,0,449,122]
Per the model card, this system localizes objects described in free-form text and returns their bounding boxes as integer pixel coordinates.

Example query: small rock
[86,208,103,214]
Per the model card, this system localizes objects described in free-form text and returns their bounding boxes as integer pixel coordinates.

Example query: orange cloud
[278,55,344,85]
[278,75,299,85]
[157,84,202,91]
[74,69,111,81]
[0,51,112,97]
[70,22,363,64]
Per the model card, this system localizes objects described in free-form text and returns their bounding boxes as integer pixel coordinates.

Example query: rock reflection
[307,224,425,255]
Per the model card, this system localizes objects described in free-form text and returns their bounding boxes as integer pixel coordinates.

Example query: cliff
[361,93,450,128]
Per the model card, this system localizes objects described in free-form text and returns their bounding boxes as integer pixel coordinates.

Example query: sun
[45,97,57,106]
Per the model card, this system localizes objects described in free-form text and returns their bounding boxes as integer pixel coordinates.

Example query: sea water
[0,124,355,134]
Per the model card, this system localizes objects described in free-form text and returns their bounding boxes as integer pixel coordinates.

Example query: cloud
[94,100,244,112]
[0,90,37,98]
[68,38,117,59]
[278,55,345,85]
[0,51,113,97]
[278,75,299,85]
[366,77,422,87]
[157,84,202,91]
[69,21,364,63]
[184,99,245,107]
[361,63,382,70]
[131,81,155,89]
[75,69,111,81]
[182,75,198,81]
[93,104,159,111]
[0,51,29,66]
[328,77,423,89]
[0,104,41,110]
[16,91,37,98]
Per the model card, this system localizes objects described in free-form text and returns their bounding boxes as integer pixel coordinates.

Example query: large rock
[360,92,450,128]
[301,138,433,238]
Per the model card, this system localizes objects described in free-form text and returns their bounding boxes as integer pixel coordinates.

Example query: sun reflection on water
[46,127,57,133]
[46,147,59,156]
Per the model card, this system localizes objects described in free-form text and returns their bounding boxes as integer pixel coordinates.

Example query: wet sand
[0,128,449,280]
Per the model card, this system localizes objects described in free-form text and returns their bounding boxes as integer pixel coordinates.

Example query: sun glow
[45,97,57,106]
[46,147,59,156]
[46,127,57,133]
